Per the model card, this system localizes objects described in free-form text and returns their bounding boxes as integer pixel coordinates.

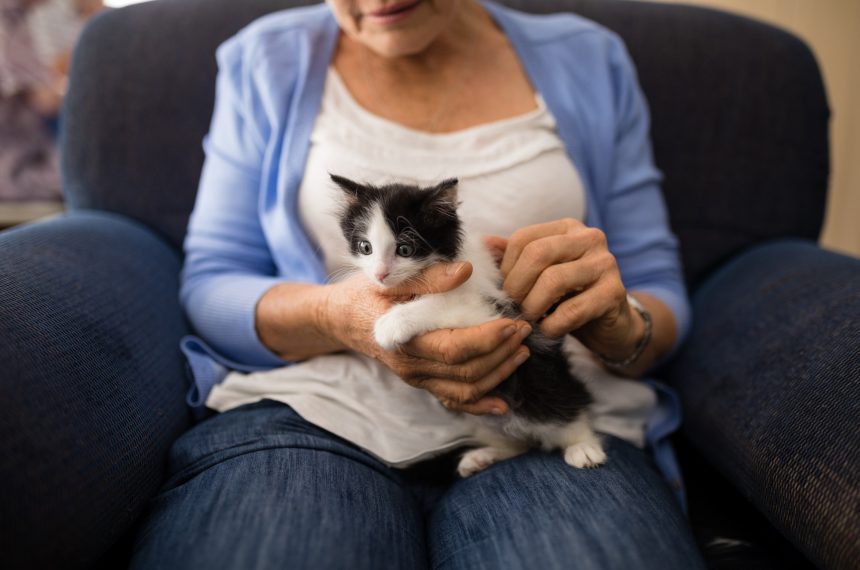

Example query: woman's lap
[129,401,705,569]
[129,400,428,570]
[428,439,705,570]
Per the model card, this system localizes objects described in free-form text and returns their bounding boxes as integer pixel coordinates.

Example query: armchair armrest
[0,211,192,569]
[666,239,860,570]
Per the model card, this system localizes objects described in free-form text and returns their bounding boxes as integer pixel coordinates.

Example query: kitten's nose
[375,271,390,283]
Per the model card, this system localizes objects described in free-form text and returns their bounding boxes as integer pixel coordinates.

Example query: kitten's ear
[427,178,459,210]
[330,174,365,204]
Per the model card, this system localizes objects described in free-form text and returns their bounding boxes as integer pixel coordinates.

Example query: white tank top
[206,68,656,467]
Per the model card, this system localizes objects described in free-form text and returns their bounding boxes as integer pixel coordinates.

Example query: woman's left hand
[485,218,645,363]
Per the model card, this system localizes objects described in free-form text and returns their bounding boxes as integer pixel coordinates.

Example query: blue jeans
[129,400,706,569]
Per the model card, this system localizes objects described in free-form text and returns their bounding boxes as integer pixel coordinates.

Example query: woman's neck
[331,0,536,133]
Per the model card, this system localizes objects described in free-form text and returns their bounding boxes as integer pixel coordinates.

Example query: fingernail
[446,262,465,276]
[519,324,532,339]
[514,349,529,366]
[502,325,517,339]
[491,407,506,416]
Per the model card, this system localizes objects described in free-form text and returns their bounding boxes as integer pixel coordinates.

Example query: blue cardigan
[180,1,690,371]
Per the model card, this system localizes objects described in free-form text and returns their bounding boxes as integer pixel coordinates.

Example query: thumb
[384,261,473,297]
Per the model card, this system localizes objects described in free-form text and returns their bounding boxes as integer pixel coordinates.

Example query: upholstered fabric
[0,212,192,569]
[666,240,860,569]
[61,0,315,251]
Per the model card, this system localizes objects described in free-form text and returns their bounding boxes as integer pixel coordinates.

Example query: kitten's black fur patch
[490,301,592,423]
[495,329,593,423]
[334,174,591,425]
[331,174,462,261]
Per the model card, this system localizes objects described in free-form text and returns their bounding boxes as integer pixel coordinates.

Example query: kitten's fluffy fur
[332,174,606,476]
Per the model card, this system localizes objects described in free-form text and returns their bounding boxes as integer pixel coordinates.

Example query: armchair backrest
[62,0,829,288]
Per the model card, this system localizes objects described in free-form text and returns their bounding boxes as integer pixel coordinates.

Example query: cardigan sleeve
[179,36,286,367]
[602,37,691,356]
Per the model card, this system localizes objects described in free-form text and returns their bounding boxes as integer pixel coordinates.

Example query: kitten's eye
[397,243,415,257]
[358,240,373,255]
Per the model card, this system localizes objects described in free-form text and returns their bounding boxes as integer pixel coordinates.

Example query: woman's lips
[364,0,423,26]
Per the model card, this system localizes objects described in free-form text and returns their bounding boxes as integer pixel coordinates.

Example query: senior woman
[129,1,706,568]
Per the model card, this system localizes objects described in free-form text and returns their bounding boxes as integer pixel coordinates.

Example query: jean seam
[166,439,395,489]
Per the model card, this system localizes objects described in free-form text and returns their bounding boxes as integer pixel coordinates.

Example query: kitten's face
[332,175,462,288]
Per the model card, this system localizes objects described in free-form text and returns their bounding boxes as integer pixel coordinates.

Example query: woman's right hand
[323,262,531,416]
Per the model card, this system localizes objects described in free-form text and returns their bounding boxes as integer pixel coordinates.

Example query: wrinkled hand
[485,218,643,361]
[326,262,531,415]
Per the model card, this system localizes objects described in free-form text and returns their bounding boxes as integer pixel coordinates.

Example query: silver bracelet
[595,295,652,369]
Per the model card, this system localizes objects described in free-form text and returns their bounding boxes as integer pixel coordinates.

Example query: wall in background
[653,0,860,257]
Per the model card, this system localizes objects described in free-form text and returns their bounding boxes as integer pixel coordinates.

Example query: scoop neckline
[326,67,548,140]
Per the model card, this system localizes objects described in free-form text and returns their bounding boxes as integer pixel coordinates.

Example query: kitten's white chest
[373,235,506,350]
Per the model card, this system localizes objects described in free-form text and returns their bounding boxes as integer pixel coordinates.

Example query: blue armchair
[1,1,857,568]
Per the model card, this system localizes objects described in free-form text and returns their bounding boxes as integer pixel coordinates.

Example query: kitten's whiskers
[327,264,360,284]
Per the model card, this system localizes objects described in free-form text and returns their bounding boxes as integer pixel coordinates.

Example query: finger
[402,318,523,365]
[503,234,584,303]
[429,322,532,383]
[383,261,473,298]
[518,258,603,321]
[452,396,510,416]
[424,346,530,411]
[482,235,508,264]
[540,283,621,338]
[501,219,584,276]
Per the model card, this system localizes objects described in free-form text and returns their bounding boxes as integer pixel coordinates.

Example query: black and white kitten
[331,174,607,476]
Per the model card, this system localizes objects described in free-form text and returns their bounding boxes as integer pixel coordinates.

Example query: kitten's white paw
[457,447,507,478]
[563,441,607,469]
[374,311,415,351]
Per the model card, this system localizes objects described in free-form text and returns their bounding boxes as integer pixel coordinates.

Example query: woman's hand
[485,219,655,373]
[320,262,532,416]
